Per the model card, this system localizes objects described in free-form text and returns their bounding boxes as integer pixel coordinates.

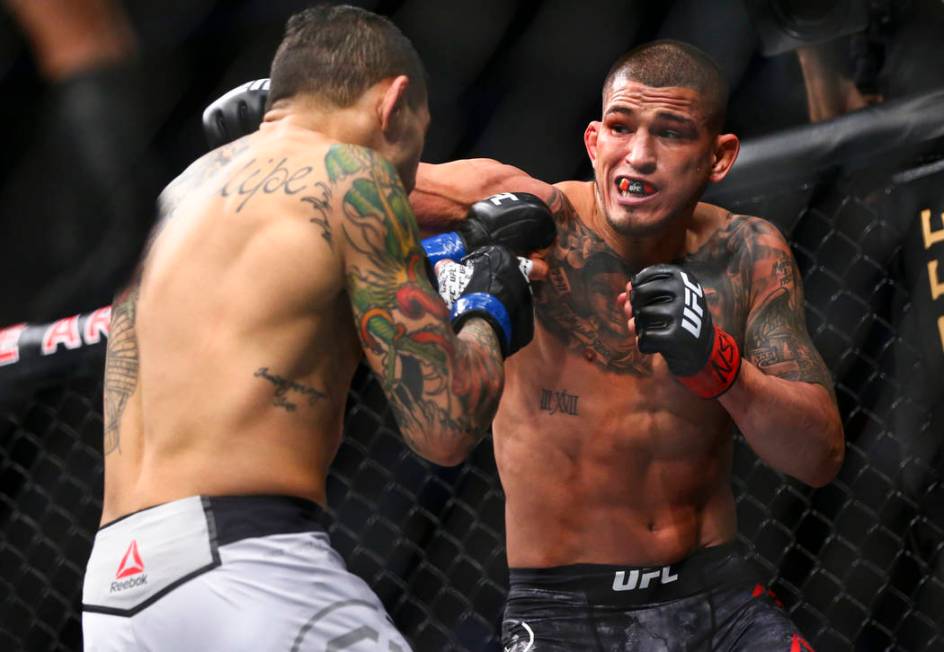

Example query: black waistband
[100,494,331,546]
[205,494,331,546]
[508,543,758,607]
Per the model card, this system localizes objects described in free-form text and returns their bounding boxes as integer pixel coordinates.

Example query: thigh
[710,585,812,652]
[82,611,136,652]
[502,588,599,651]
[131,533,411,652]
[502,585,810,652]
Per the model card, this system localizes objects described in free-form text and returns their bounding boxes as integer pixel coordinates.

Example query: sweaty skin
[410,80,843,568]
[101,117,504,524]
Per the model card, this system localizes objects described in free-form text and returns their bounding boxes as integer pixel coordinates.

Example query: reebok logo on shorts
[116,540,145,578]
[111,540,148,592]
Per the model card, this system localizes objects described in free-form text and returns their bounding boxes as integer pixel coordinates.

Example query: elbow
[419,439,474,467]
[804,423,846,488]
[408,427,481,468]
[425,448,470,468]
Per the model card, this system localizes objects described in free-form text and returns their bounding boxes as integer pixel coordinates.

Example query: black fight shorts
[502,543,814,652]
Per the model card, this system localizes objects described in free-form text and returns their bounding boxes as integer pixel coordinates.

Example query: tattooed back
[101,124,366,523]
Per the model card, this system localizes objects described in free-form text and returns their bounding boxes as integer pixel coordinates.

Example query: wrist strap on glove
[675,326,741,399]
[421,232,466,266]
[450,293,513,357]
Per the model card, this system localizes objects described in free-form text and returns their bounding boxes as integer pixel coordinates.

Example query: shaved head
[603,40,729,133]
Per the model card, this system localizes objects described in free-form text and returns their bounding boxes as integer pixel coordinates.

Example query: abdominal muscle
[494,327,738,568]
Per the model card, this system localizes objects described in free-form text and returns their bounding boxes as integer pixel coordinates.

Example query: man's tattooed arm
[409,158,561,232]
[741,218,836,400]
[718,216,844,487]
[331,145,505,465]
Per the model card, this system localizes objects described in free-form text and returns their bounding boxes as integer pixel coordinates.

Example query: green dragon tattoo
[328,145,502,453]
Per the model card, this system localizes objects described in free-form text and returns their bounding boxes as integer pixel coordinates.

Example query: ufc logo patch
[612,566,679,591]
[680,271,704,338]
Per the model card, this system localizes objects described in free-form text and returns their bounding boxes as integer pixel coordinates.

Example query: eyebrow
[604,106,633,118]
[605,106,698,129]
[655,112,697,129]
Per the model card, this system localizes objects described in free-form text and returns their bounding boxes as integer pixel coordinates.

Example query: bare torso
[495,180,753,567]
[101,124,362,523]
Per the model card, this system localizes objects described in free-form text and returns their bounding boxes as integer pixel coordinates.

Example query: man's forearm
[454,316,505,431]
[719,361,844,487]
[410,163,473,234]
[411,159,545,234]
[409,318,503,466]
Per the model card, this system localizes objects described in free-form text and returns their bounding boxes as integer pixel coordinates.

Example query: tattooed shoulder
[327,144,421,258]
[163,137,252,215]
[738,214,836,396]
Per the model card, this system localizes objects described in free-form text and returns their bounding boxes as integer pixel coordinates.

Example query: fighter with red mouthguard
[616,175,657,198]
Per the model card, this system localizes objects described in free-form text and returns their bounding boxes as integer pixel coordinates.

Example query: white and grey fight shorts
[82,494,411,651]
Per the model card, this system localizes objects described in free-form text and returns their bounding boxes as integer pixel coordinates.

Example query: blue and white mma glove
[421,192,556,266]
[439,246,534,358]
[436,256,533,309]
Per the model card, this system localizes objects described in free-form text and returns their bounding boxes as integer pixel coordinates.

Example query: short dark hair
[603,40,729,133]
[267,4,427,110]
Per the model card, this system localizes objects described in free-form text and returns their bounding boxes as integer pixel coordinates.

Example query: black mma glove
[630,264,741,398]
[202,79,269,149]
[443,245,534,358]
[421,192,556,266]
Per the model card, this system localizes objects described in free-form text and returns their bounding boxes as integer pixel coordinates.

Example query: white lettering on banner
[0,323,27,366]
[83,306,112,344]
[488,192,519,206]
[41,315,82,355]
[612,566,679,591]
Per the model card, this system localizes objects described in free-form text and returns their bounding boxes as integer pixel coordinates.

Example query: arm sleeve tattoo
[742,219,837,399]
[331,145,503,459]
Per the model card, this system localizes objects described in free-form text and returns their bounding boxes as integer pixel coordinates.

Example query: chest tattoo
[534,201,756,376]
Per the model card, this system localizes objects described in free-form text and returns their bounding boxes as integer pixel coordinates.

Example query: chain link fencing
[1,33,943,652]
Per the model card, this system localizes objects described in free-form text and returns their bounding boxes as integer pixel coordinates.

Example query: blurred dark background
[2,1,944,651]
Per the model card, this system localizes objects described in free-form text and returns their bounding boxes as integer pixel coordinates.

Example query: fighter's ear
[379,75,410,135]
[708,132,739,183]
[584,121,601,164]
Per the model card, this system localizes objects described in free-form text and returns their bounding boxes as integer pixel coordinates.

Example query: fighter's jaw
[597,186,680,238]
